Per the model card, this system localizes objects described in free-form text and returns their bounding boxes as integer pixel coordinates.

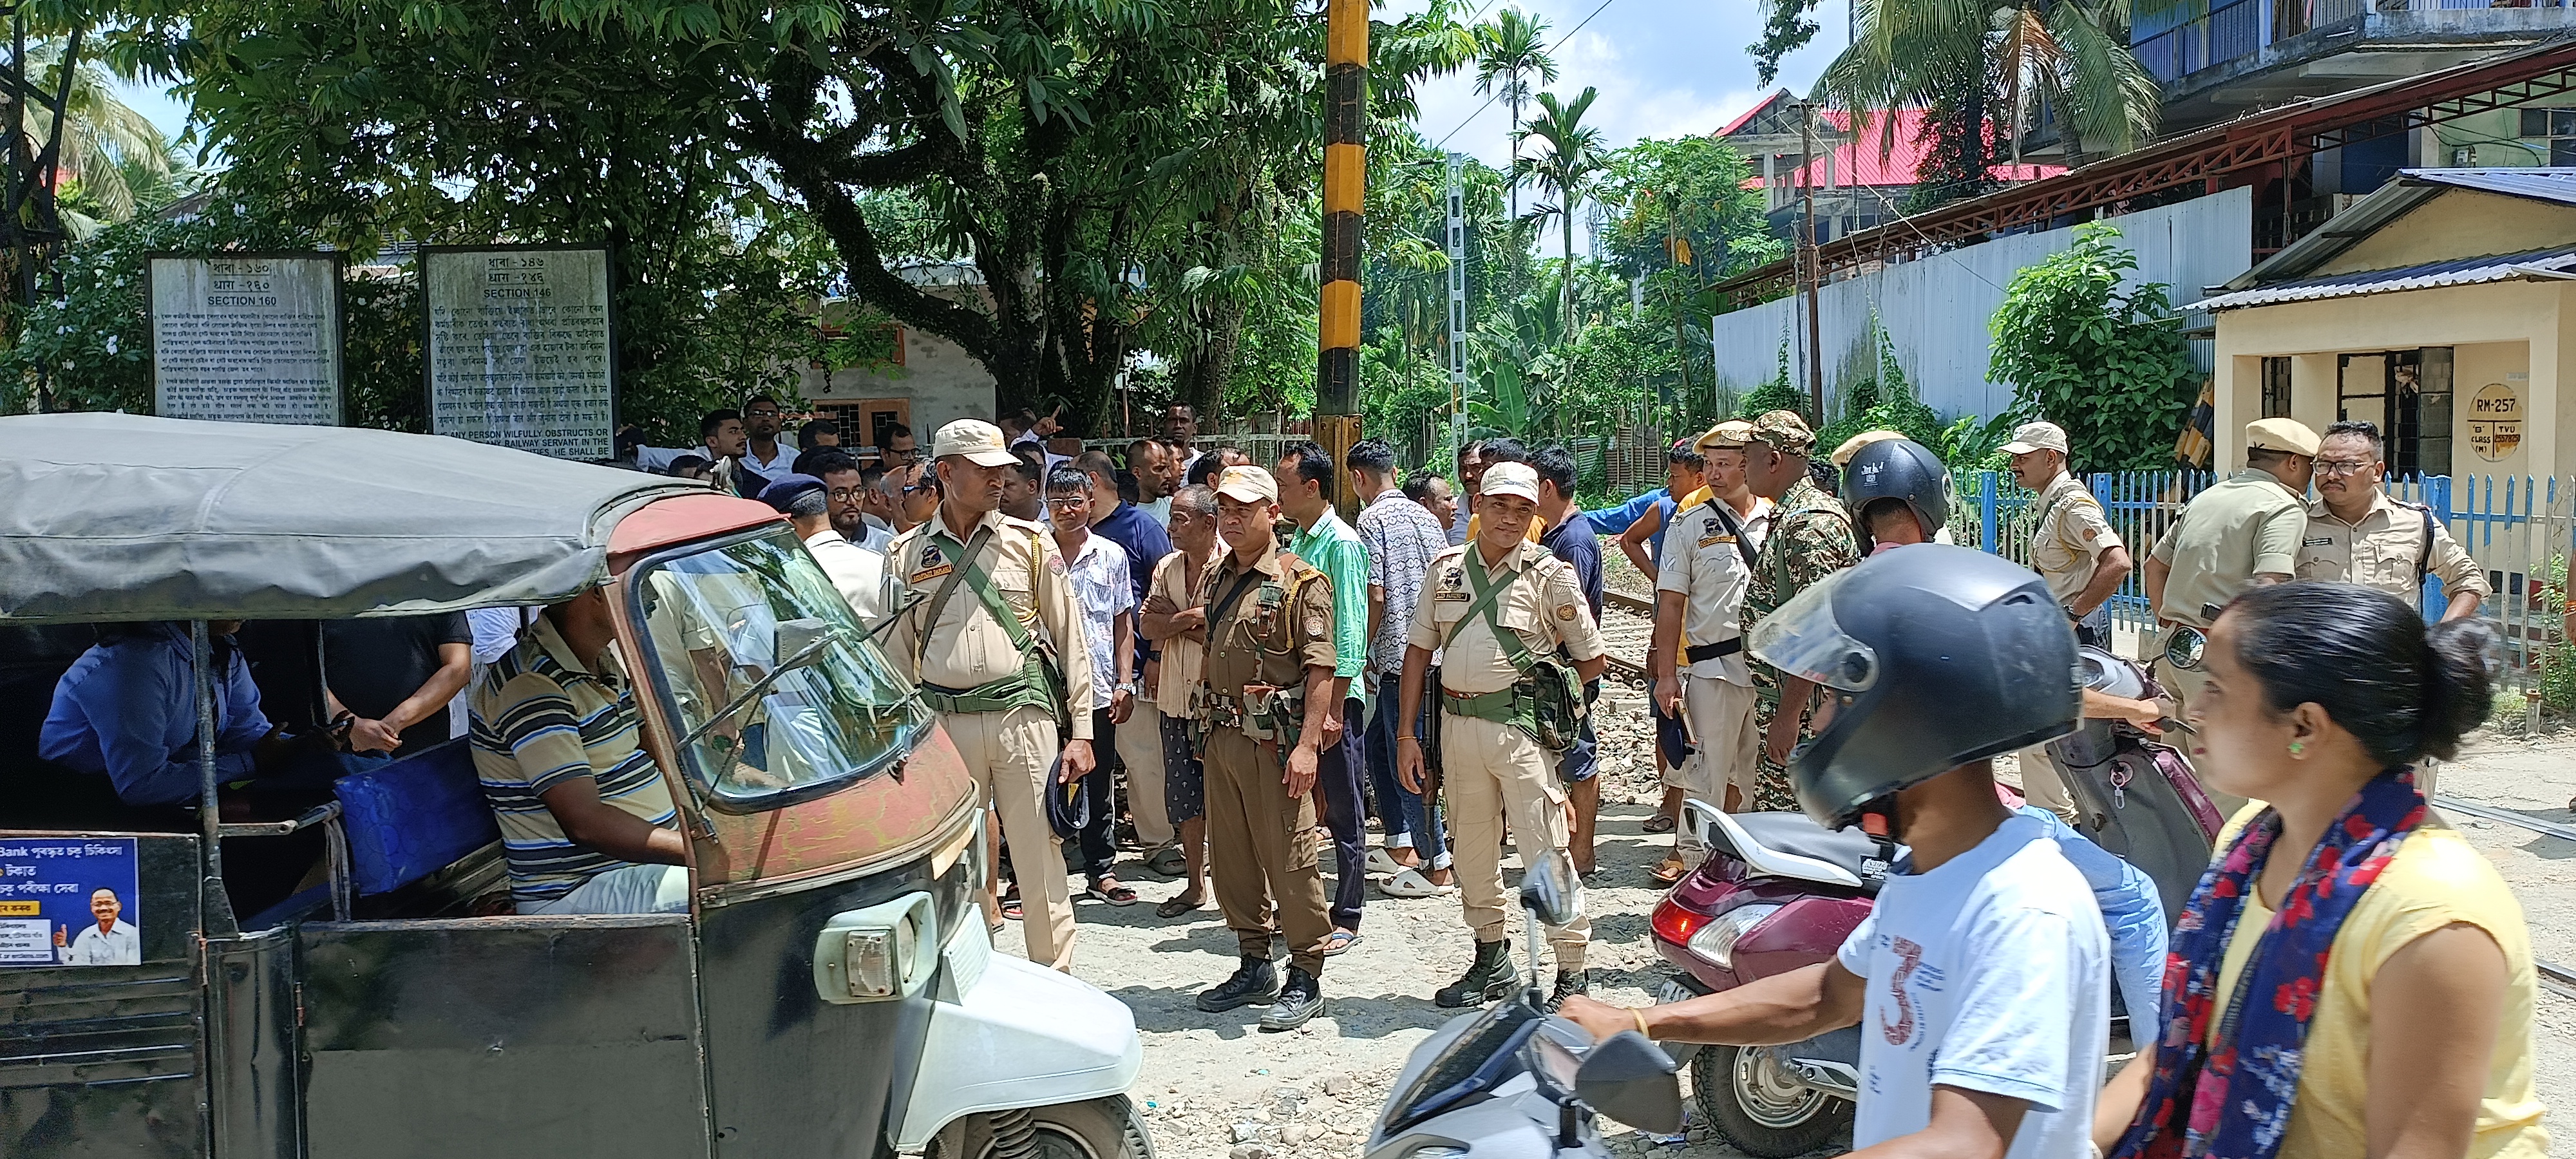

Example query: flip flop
[1001,896,1024,921]
[1642,814,1676,834]
[1143,844,1189,878]
[1086,878,1141,907]
[1365,847,1403,875]
[1380,867,1455,898]
[1155,892,1206,919]
[1318,928,1360,957]
[1649,857,1689,886]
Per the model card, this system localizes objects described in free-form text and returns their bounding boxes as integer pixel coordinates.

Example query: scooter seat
[1718,812,1890,892]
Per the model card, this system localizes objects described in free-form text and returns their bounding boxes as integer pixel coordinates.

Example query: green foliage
[1987,221,2197,470]
[1738,338,1805,419]
[1595,136,1782,284]
[1750,0,1822,86]
[2543,555,2574,715]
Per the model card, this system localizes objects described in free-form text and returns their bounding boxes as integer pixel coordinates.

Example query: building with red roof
[1716,91,2065,243]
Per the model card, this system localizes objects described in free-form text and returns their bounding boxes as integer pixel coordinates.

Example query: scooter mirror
[1519,851,1582,928]
[1573,1030,1683,1135]
[2161,625,2206,672]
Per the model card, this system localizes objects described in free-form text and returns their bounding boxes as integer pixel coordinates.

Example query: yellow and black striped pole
[1317,0,1366,516]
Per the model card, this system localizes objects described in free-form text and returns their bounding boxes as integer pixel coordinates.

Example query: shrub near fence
[1954,469,2574,722]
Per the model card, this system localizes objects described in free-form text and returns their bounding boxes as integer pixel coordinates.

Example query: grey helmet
[1842,438,1950,552]
[1750,543,2079,829]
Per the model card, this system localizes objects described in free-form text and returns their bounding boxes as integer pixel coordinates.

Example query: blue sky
[1397,0,1852,169]
[118,0,1855,168]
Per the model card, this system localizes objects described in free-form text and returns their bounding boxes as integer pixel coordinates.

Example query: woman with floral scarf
[2094,582,2546,1159]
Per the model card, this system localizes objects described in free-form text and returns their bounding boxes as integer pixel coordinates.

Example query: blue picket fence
[1951,468,2572,699]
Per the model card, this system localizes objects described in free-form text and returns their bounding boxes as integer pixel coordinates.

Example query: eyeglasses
[2315,459,2375,476]
[1045,498,1089,510]
[828,487,865,502]
[745,408,781,418]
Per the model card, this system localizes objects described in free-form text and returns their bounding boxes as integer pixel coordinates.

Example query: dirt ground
[1016,680,2576,1157]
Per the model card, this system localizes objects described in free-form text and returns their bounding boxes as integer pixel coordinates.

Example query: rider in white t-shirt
[1562,545,2109,1158]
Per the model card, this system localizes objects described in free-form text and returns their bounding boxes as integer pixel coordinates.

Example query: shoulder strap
[1450,552,1538,674]
[1702,499,1760,570]
[1205,565,1267,632]
[2032,484,2099,552]
[916,526,1038,671]
[2417,505,2438,581]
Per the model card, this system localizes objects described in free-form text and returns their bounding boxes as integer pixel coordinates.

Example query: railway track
[2429,796,2576,996]
[1599,590,1656,682]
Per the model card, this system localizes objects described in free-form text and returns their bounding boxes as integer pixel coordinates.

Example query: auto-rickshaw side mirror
[1519,851,1582,929]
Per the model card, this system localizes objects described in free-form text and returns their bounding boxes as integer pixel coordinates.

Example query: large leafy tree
[1514,87,1604,341]
[117,0,1468,429]
[1988,221,2195,468]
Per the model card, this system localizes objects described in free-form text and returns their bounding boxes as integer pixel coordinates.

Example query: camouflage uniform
[1739,412,1861,813]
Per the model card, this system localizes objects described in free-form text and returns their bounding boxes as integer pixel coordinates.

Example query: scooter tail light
[1687,903,1785,972]
[1649,895,1710,947]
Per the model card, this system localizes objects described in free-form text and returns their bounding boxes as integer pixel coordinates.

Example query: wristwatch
[1117,682,1139,697]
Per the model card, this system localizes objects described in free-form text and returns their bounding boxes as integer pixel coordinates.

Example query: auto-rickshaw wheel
[929,1096,1153,1159]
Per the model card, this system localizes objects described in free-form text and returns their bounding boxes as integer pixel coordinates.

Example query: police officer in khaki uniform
[2296,419,2489,620]
[2144,417,2318,722]
[881,419,1097,971]
[1188,466,1341,1032]
[2002,419,2132,823]
[1396,462,1609,1010]
[2296,419,2490,800]
[1649,422,1762,881]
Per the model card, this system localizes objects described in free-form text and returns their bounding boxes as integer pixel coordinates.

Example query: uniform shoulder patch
[1555,605,1577,621]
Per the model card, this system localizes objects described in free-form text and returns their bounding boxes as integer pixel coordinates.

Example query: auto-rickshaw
[0,414,1148,1159]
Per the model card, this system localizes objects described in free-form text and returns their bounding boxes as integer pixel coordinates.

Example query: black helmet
[1842,438,1950,552]
[1749,544,2079,828]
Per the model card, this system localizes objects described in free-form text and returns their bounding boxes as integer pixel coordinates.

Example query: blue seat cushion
[333,738,498,896]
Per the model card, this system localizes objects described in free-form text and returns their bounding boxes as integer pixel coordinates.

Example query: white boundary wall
[1710,185,2253,420]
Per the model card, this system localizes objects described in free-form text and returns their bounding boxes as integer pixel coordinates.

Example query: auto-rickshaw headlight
[813,892,939,1003]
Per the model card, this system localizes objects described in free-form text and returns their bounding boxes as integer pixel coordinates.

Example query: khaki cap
[1747,410,1817,456]
[1480,462,1542,503]
[932,419,1021,467]
[1829,429,1906,468]
[1214,465,1278,504]
[2247,417,2321,457]
[2000,420,2070,457]
[1696,419,1755,453]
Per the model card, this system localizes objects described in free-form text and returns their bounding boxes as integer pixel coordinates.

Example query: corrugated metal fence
[1953,469,2572,717]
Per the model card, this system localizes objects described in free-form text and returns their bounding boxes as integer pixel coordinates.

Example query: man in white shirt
[1047,464,1139,907]
[636,409,748,478]
[762,475,888,621]
[1561,546,2107,1159]
[735,396,800,487]
[1650,424,1765,883]
[55,887,141,965]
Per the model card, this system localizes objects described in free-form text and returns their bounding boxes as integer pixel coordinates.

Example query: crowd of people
[31,391,2548,1158]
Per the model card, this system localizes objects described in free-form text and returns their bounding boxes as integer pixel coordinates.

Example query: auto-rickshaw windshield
[633,527,931,811]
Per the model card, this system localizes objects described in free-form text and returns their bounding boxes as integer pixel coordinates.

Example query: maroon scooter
[1645,646,2221,1157]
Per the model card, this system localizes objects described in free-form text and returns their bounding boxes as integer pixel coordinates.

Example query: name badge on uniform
[1434,567,1469,601]
[912,563,953,583]
[2303,536,2333,547]
[1698,533,1735,547]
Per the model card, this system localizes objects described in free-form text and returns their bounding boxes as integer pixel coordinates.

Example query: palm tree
[1820,0,2159,198]
[19,41,177,231]
[1514,87,1604,340]
[1473,8,1557,231]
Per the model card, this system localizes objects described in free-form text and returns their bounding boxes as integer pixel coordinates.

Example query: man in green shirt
[1274,440,1371,951]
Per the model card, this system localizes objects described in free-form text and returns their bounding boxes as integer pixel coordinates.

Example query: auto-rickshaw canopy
[0,413,700,625]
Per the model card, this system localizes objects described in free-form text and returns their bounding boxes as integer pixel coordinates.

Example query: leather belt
[1683,638,1743,664]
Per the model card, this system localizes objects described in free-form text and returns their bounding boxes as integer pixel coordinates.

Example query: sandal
[1086,878,1140,907]
[1143,844,1189,878]
[1365,847,1403,876]
[1649,856,1689,886]
[1001,896,1025,921]
[1155,892,1206,918]
[1642,813,1676,834]
[1379,867,1455,898]
[1318,928,1360,957]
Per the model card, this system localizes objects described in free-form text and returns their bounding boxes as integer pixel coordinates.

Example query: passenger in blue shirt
[2016,804,2168,1021]
[1531,446,1608,877]
[40,621,319,808]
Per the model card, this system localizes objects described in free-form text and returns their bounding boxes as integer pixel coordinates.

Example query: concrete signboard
[2467,380,2522,462]
[425,246,616,459]
[148,253,343,426]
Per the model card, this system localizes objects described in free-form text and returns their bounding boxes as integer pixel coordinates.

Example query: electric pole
[1318,0,1367,516]
[1799,99,1824,420]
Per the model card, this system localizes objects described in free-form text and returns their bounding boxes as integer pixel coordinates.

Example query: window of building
[2260,356,2292,418]
[2516,109,2576,165]
[2336,347,2454,477]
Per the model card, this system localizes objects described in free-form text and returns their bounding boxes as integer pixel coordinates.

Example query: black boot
[1196,956,1282,1012]
[1435,939,1520,1008]
[1548,968,1589,1012]
[1259,967,1323,1032]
